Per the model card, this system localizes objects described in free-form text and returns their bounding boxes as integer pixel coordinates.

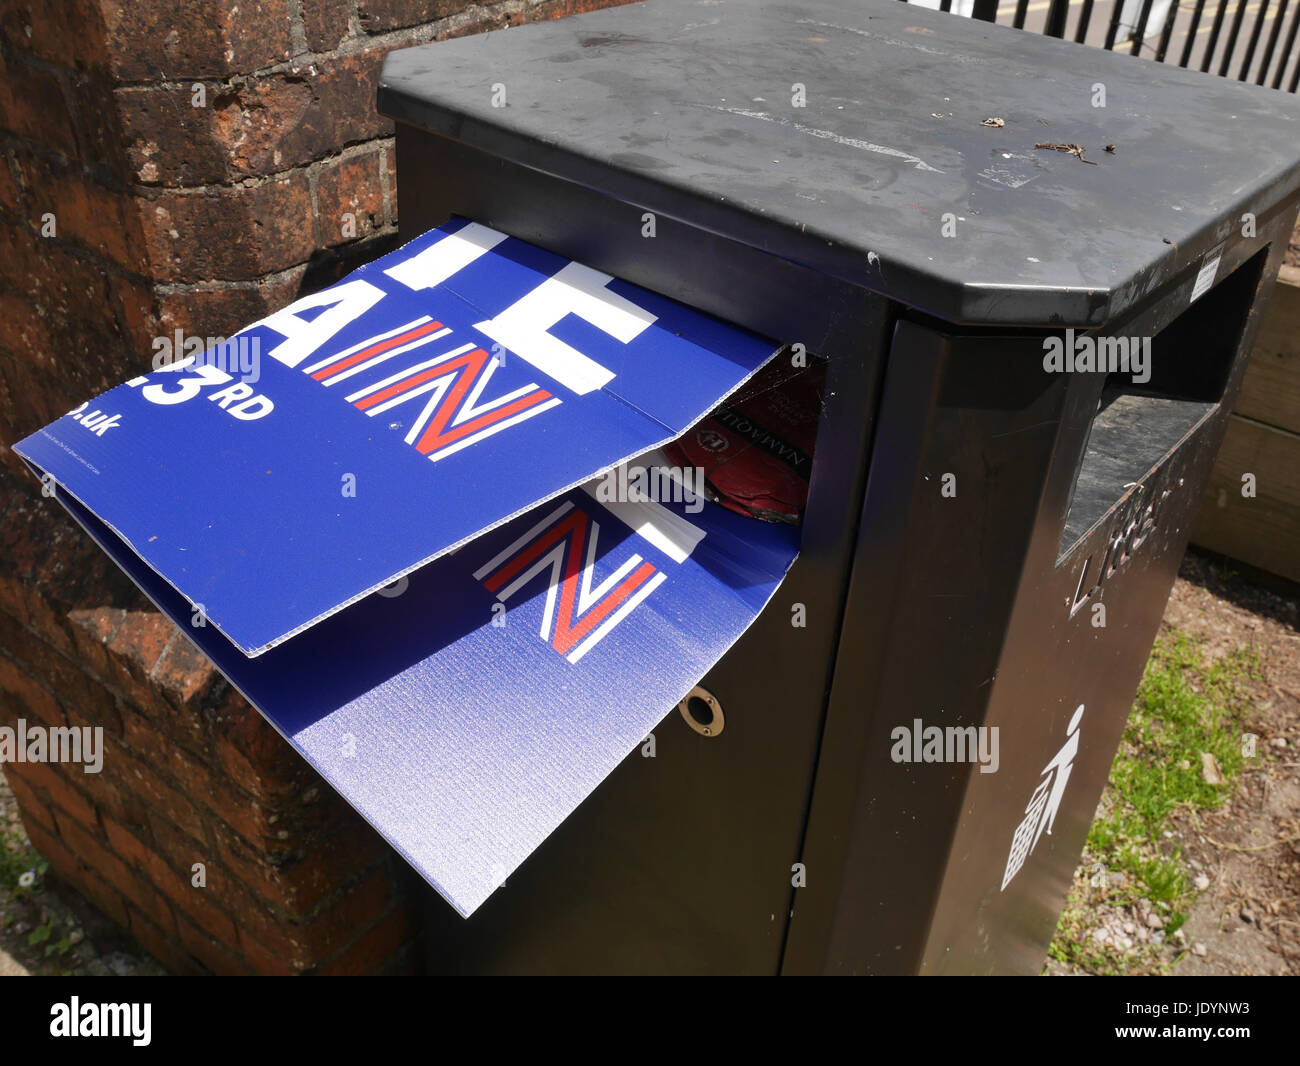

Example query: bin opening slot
[1057,246,1268,560]
[663,356,825,526]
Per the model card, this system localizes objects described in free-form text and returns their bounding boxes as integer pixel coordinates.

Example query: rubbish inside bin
[664,358,823,524]
[14,219,802,917]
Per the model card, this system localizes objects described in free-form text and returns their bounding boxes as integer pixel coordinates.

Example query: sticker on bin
[13,220,798,917]
[14,218,780,657]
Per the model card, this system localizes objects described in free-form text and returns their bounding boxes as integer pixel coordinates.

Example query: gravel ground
[1162,552,1300,974]
[1048,549,1300,975]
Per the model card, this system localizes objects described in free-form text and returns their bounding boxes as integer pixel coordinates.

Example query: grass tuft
[1048,630,1262,974]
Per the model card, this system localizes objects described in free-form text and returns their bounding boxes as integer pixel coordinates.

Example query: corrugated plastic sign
[13,219,797,916]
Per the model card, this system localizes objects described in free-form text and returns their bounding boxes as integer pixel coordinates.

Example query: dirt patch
[1050,548,1300,975]
[1162,551,1300,975]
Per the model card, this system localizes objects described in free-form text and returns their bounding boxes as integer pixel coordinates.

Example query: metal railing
[903,0,1300,91]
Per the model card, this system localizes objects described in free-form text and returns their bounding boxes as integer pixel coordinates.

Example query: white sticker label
[1190,246,1224,303]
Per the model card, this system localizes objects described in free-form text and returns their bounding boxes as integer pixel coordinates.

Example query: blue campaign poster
[14,220,800,916]
[52,464,797,916]
[15,219,779,655]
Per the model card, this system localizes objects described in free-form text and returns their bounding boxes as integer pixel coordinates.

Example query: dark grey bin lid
[378,0,1300,327]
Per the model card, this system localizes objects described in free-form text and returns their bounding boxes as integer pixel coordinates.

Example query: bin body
[379,0,1300,973]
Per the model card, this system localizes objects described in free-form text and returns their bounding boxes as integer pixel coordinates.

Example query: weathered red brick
[0,151,19,216]
[139,728,265,840]
[67,607,128,681]
[127,905,201,976]
[0,565,29,628]
[174,911,252,974]
[148,811,213,875]
[0,0,112,73]
[115,83,231,187]
[116,55,421,189]
[218,879,316,965]
[205,784,302,860]
[100,0,294,81]
[155,283,272,342]
[150,631,218,710]
[0,55,77,157]
[23,818,82,885]
[111,746,207,842]
[55,752,136,833]
[0,656,66,728]
[206,52,392,178]
[85,762,152,833]
[0,226,134,416]
[52,807,164,917]
[152,262,307,348]
[210,690,308,798]
[118,680,207,761]
[223,861,392,968]
[65,72,131,173]
[303,0,351,51]
[317,904,418,976]
[300,863,395,943]
[102,813,157,869]
[357,0,464,33]
[119,699,197,775]
[3,756,61,800]
[0,621,118,735]
[314,149,384,249]
[382,141,396,225]
[138,842,239,947]
[73,869,132,930]
[0,608,36,663]
[15,583,87,660]
[42,767,100,830]
[139,171,315,281]
[211,811,385,914]
[13,149,147,271]
[105,611,175,690]
[61,689,124,742]
[238,928,302,974]
[5,769,55,835]
[108,273,160,357]
[0,0,636,984]
[4,760,67,811]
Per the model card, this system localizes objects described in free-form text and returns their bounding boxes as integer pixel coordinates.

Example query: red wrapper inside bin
[664,358,824,523]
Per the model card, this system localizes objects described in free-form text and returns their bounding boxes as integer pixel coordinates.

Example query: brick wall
[0,0,627,974]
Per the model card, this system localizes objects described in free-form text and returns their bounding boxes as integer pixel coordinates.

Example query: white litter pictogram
[1001,704,1085,890]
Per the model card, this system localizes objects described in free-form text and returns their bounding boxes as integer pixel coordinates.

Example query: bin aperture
[1058,248,1270,558]
[664,359,825,524]
[14,220,805,917]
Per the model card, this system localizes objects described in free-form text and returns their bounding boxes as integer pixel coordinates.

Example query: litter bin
[376,0,1300,973]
